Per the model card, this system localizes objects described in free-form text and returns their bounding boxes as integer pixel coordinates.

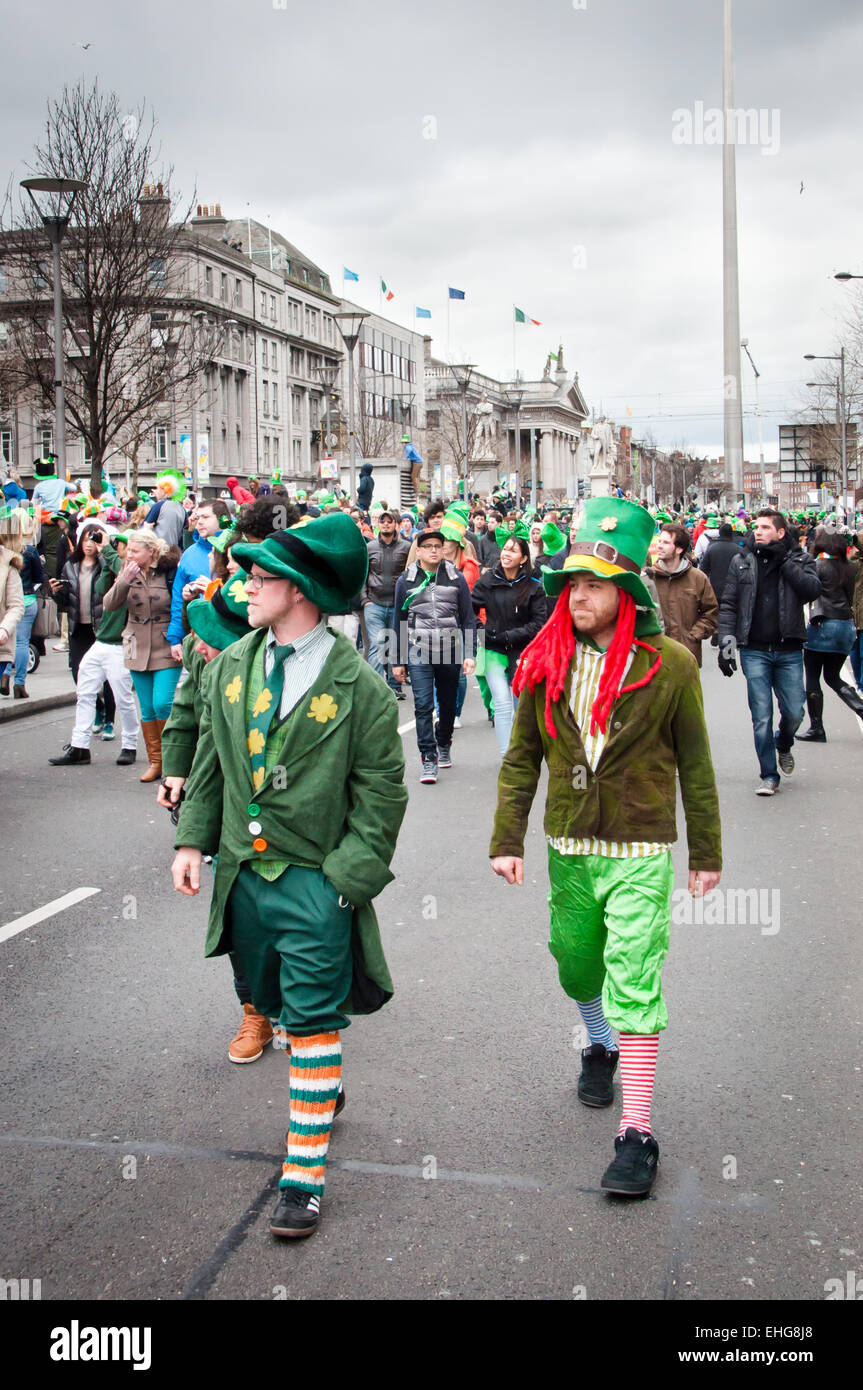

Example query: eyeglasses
[244,572,283,591]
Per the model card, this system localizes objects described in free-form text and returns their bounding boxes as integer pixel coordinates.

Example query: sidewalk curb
[0,692,76,724]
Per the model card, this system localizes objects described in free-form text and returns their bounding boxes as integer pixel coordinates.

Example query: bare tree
[1,80,215,495]
[355,370,397,460]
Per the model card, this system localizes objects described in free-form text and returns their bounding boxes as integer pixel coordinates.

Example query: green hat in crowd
[187,575,254,651]
[440,501,471,548]
[540,520,567,555]
[653,509,673,525]
[495,518,530,548]
[231,512,369,614]
[542,496,657,610]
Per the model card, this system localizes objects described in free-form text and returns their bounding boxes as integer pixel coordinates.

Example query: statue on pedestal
[473,393,496,458]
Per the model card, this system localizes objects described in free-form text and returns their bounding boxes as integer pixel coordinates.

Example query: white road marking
[0,886,102,945]
[398,719,416,735]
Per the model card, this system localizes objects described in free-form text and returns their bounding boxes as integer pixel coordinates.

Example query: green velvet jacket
[161,632,206,779]
[174,628,409,1010]
[489,635,722,871]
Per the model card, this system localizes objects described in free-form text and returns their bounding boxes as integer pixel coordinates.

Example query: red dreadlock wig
[512,586,662,739]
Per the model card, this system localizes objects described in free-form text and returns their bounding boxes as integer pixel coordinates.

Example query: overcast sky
[2,0,861,461]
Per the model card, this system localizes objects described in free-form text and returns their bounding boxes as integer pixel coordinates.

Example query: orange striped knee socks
[280,1031,342,1195]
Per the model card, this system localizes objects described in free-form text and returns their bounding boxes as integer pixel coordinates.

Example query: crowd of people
[3,451,863,1233]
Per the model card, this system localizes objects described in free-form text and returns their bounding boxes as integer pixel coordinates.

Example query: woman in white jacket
[0,511,26,694]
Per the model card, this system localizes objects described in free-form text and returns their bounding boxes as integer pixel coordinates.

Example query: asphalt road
[1,662,861,1304]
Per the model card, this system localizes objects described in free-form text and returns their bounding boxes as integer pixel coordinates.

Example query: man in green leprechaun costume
[171,513,408,1238]
[489,496,722,1196]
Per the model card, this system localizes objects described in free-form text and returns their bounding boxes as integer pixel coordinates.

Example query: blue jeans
[484,657,518,757]
[408,659,460,758]
[0,602,37,687]
[364,602,398,689]
[131,666,182,721]
[739,646,805,782]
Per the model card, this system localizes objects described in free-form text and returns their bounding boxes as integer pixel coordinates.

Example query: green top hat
[33,456,57,479]
[231,512,369,615]
[542,496,657,610]
[187,576,253,651]
[540,520,567,555]
[440,501,471,548]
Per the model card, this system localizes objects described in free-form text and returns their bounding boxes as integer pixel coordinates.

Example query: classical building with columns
[423,346,590,501]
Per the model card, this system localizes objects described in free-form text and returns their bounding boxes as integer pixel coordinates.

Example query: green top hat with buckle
[542,496,657,610]
[187,576,253,651]
[231,512,369,614]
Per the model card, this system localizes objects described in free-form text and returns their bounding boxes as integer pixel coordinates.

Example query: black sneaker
[116,747,137,766]
[48,745,91,766]
[577,1044,619,1108]
[269,1186,320,1238]
[600,1127,660,1196]
[420,756,438,784]
[777,749,794,776]
[437,745,452,769]
[394,687,406,701]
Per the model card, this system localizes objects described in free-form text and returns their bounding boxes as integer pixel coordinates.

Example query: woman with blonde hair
[103,527,182,781]
[0,507,27,695]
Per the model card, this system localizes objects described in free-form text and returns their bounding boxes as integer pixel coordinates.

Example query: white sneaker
[53,642,69,652]
[453,717,462,729]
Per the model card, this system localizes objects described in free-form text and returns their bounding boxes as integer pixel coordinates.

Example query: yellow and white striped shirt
[547,639,669,860]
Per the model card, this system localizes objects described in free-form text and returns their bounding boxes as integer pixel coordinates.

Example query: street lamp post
[529,423,537,512]
[569,437,578,503]
[805,350,848,515]
[451,364,476,500]
[741,338,766,504]
[20,176,88,483]
[505,384,524,507]
[313,362,340,480]
[333,311,369,502]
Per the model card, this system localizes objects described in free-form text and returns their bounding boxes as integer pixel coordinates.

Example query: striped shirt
[265,620,335,722]
[547,638,670,861]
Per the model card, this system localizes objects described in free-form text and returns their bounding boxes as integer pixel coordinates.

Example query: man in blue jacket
[167,500,223,657]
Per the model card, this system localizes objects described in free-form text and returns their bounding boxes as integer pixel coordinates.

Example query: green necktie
[247,642,294,790]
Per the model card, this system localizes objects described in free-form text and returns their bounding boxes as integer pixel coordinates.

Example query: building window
[262,380,269,415]
[310,395,320,427]
[363,392,374,418]
[409,359,416,383]
[261,339,268,368]
[272,436,279,471]
[270,342,277,371]
[373,346,384,372]
[204,266,213,296]
[155,426,168,463]
[292,390,303,423]
[269,295,276,321]
[1,429,13,463]
[293,437,301,471]
[290,347,304,376]
[234,278,242,306]
[235,375,243,414]
[359,342,373,368]
[263,435,270,470]
[220,273,228,303]
[260,290,267,318]
[289,299,301,333]
[0,265,6,294]
[272,386,279,419]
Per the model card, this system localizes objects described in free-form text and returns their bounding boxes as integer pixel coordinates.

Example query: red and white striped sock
[617,1033,659,1137]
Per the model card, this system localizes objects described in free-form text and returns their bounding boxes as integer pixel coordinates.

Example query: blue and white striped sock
[576,996,617,1052]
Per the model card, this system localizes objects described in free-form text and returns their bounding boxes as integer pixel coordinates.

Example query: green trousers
[227,864,353,1037]
[547,846,673,1034]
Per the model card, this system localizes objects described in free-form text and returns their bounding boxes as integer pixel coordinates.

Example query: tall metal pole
[348,346,357,502]
[529,425,537,511]
[723,0,744,499]
[513,404,520,506]
[48,226,67,481]
[461,388,469,500]
[839,346,848,516]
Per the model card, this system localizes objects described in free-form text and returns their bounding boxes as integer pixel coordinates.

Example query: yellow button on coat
[253,838,268,853]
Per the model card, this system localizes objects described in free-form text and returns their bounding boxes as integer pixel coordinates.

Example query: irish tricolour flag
[514,306,541,325]
[381,279,394,301]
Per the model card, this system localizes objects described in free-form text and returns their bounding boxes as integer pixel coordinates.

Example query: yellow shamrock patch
[224,675,243,704]
[247,729,265,756]
[307,693,338,723]
[599,516,618,532]
[252,766,266,791]
[227,578,249,605]
[252,688,273,718]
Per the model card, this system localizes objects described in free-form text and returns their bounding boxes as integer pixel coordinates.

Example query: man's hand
[391,666,406,682]
[157,776,186,810]
[688,869,721,897]
[171,847,202,896]
[718,653,737,677]
[170,643,184,660]
[463,658,476,675]
[490,855,524,885]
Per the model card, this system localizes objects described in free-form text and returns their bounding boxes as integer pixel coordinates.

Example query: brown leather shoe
[139,719,163,782]
[228,1004,274,1063]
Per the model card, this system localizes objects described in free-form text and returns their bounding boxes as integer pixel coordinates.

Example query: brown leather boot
[228,1004,274,1063]
[139,719,163,782]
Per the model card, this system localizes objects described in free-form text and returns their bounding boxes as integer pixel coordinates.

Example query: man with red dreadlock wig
[489,496,722,1197]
